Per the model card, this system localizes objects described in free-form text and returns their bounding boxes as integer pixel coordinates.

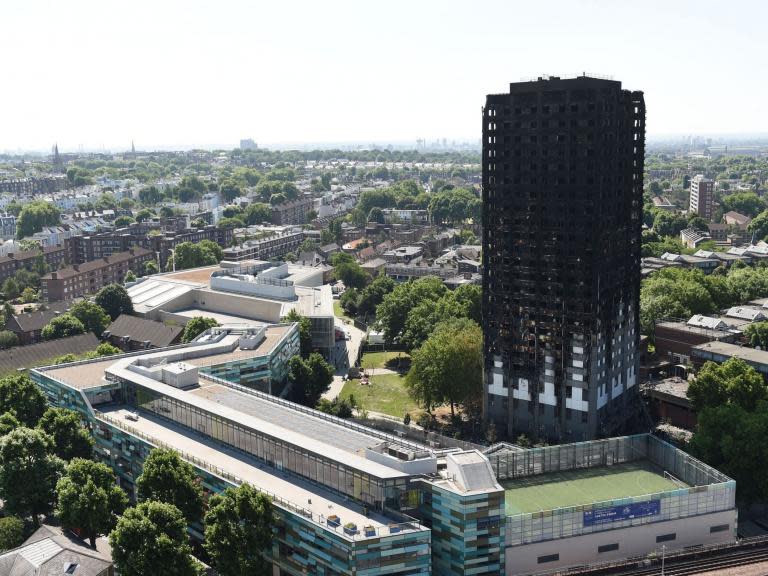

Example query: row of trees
[39,284,134,341]
[0,368,274,573]
[641,264,768,334]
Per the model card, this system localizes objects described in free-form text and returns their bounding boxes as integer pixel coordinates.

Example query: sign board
[583,500,661,527]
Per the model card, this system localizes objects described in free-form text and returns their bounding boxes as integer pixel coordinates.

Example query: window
[598,543,619,553]
[538,554,559,564]
[710,524,729,533]
[656,533,676,543]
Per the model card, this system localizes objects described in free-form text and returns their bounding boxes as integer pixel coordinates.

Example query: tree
[37,407,94,461]
[139,186,163,205]
[0,427,64,527]
[288,353,334,407]
[70,300,111,336]
[136,448,204,524]
[376,277,447,345]
[124,270,136,283]
[0,373,47,427]
[169,240,223,270]
[181,316,219,343]
[57,458,128,548]
[748,210,768,242]
[109,501,199,576]
[0,516,24,551]
[402,292,471,350]
[204,484,274,576]
[114,215,136,227]
[0,330,18,349]
[219,179,243,202]
[367,207,384,224]
[689,402,768,505]
[745,321,768,349]
[244,202,272,225]
[330,253,367,290]
[406,318,482,415]
[282,310,312,357]
[95,283,134,320]
[16,201,61,239]
[42,314,85,340]
[721,192,764,218]
[0,412,20,436]
[94,342,121,356]
[135,208,156,222]
[687,358,768,413]
[652,211,689,237]
[2,278,19,300]
[144,260,159,275]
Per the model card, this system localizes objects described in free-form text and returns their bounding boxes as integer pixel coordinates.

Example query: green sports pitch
[503,460,686,515]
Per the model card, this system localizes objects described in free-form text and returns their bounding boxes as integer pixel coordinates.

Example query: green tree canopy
[288,353,334,407]
[721,191,765,218]
[0,330,18,350]
[95,283,134,320]
[136,448,204,524]
[41,314,85,340]
[748,210,768,241]
[0,412,20,436]
[689,402,768,505]
[376,277,447,346]
[0,516,24,552]
[16,201,61,239]
[204,484,274,576]
[69,300,111,336]
[282,310,312,357]
[169,240,223,270]
[37,407,94,461]
[109,501,199,576]
[219,179,243,202]
[0,427,64,527]
[181,316,219,343]
[406,318,482,415]
[687,358,768,413]
[57,458,128,547]
[244,202,272,225]
[330,252,367,290]
[0,373,47,427]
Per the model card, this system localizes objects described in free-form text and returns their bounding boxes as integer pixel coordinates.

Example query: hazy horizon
[2,0,766,152]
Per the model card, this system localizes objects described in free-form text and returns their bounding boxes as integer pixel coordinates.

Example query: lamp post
[661,544,666,576]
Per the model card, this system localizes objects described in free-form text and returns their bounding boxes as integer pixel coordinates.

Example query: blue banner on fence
[583,500,661,527]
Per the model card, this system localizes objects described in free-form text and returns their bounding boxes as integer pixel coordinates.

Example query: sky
[1,0,766,152]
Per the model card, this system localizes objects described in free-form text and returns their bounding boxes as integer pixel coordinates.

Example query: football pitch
[503,460,686,515]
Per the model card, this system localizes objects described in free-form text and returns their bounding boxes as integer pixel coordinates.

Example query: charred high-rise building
[482,76,645,442]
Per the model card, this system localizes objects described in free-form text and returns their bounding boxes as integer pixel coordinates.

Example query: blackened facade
[482,76,645,442]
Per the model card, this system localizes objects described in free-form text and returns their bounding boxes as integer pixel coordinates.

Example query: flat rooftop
[42,326,291,390]
[172,309,266,327]
[503,461,686,516]
[161,266,223,285]
[99,406,411,536]
[693,341,768,365]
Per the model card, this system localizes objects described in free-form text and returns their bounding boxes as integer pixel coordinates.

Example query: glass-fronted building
[31,327,736,576]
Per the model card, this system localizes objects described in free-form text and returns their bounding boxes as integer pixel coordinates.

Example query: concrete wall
[505,509,736,575]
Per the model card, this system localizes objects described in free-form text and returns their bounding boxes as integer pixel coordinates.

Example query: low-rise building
[6,307,73,345]
[102,314,184,351]
[382,208,429,224]
[692,341,768,377]
[654,319,739,366]
[680,228,711,250]
[383,245,423,264]
[723,211,752,229]
[40,247,153,302]
[0,524,113,576]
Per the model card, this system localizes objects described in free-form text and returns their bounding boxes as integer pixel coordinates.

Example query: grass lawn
[360,351,411,371]
[340,373,421,419]
[502,461,686,515]
[333,301,353,323]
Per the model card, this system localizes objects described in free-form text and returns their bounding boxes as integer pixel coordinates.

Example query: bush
[0,331,18,350]
[0,516,24,551]
[41,314,85,340]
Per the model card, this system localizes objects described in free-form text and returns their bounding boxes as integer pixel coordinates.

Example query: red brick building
[40,247,152,302]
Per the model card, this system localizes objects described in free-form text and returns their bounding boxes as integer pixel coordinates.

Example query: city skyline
[2,0,767,151]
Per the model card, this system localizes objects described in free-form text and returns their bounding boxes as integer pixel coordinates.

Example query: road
[323,315,366,401]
